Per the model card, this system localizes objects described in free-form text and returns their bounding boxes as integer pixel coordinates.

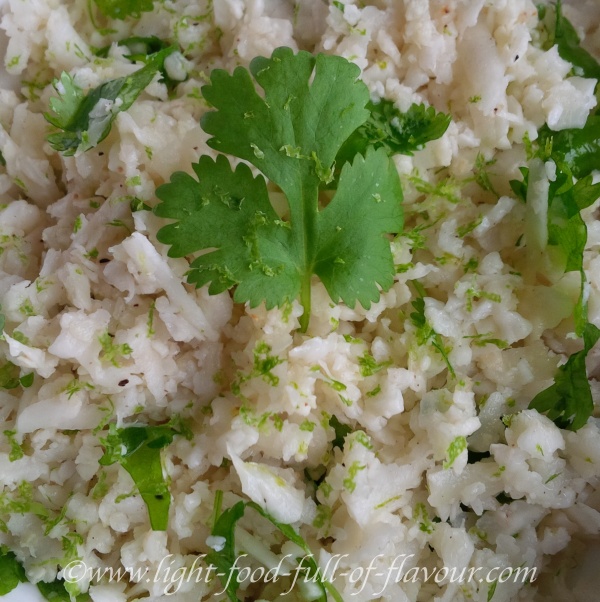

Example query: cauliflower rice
[1,0,600,601]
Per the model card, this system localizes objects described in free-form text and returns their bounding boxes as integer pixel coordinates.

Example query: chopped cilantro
[552,0,600,80]
[414,502,434,534]
[72,215,83,233]
[98,332,132,366]
[45,46,175,155]
[343,461,366,492]
[3,430,24,461]
[0,362,21,389]
[472,153,499,197]
[409,174,462,204]
[64,379,94,399]
[464,333,509,349]
[130,197,152,212]
[94,35,169,59]
[154,48,404,331]
[11,331,29,345]
[206,494,342,602]
[443,436,467,469]
[19,373,33,388]
[146,301,156,337]
[353,431,373,449]
[231,341,283,395]
[358,351,392,377]
[0,547,27,595]
[530,322,600,430]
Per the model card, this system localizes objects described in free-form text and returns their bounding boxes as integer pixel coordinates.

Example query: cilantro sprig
[0,547,26,595]
[155,47,405,331]
[530,322,600,431]
[206,494,342,602]
[511,26,600,429]
[45,46,175,156]
[98,421,190,530]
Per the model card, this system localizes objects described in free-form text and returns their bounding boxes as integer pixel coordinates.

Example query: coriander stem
[299,273,311,333]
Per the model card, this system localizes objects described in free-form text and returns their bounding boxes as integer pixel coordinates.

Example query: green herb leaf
[472,153,499,198]
[329,415,352,450]
[98,332,132,367]
[37,579,91,601]
[19,373,34,388]
[155,48,403,331]
[530,322,600,431]
[93,36,181,91]
[206,495,342,602]
[538,117,600,181]
[553,0,600,80]
[0,362,21,389]
[337,100,451,163]
[45,46,175,155]
[0,547,27,595]
[205,500,246,602]
[93,0,154,20]
[98,423,182,530]
[4,430,24,462]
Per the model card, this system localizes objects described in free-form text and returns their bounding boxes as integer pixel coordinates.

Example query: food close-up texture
[1,0,600,601]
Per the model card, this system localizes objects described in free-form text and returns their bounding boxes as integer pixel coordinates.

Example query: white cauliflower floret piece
[505,409,565,459]
[230,450,312,524]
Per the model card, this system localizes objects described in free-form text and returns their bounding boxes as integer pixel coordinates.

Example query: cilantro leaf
[546,171,600,275]
[155,47,403,331]
[329,415,352,450]
[93,36,181,91]
[206,494,342,602]
[94,36,169,59]
[45,46,175,156]
[553,0,600,80]
[509,166,529,202]
[530,322,600,431]
[205,500,246,602]
[98,423,182,530]
[93,0,154,20]
[0,547,27,595]
[337,100,451,163]
[517,123,600,429]
[538,117,600,181]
